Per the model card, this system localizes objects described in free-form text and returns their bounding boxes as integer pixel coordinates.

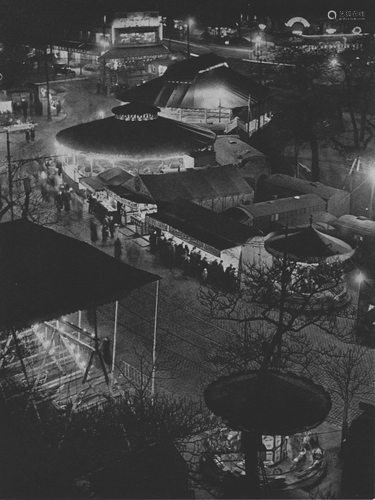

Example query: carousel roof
[55,103,216,159]
[204,370,332,435]
[0,220,160,330]
[265,225,355,262]
[117,53,269,109]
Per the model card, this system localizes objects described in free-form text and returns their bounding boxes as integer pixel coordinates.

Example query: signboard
[169,228,221,257]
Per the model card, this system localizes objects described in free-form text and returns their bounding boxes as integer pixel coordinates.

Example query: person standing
[25,129,30,143]
[101,223,109,244]
[90,220,98,245]
[21,99,28,118]
[62,188,71,212]
[108,216,115,239]
[114,237,122,260]
[55,190,63,211]
[56,100,61,116]
[30,128,35,141]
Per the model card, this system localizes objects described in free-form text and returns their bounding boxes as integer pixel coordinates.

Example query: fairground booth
[55,102,217,190]
[265,224,355,309]
[0,220,160,417]
[117,53,272,136]
[146,197,261,271]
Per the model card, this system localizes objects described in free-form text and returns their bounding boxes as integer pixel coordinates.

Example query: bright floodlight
[331,58,339,66]
[258,23,266,30]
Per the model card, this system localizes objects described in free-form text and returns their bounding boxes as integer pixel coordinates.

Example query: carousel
[55,102,217,186]
[264,223,355,310]
[0,220,160,418]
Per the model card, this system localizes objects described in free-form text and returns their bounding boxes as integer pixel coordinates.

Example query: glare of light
[292,30,302,35]
[331,58,339,67]
[326,28,336,34]
[258,24,266,31]
[98,111,105,119]
[255,35,261,43]
[225,40,229,45]
[357,272,364,284]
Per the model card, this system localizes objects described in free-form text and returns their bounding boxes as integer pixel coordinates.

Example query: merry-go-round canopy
[55,102,216,159]
[204,370,332,436]
[0,219,160,331]
[265,225,355,263]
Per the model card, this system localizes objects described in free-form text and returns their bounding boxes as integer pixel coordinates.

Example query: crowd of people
[149,228,239,292]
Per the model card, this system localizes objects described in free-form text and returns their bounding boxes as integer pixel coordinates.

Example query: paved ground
[47,203,373,500]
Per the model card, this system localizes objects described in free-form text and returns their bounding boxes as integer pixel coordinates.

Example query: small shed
[224,194,327,232]
[261,174,350,218]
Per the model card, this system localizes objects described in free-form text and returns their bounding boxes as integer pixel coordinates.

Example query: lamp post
[186,18,193,58]
[368,168,375,221]
[101,15,109,95]
[258,23,266,49]
[356,272,364,330]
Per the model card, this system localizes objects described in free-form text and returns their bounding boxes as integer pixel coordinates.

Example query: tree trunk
[309,132,320,182]
[359,101,367,143]
[242,431,261,498]
[341,399,350,448]
[345,74,360,149]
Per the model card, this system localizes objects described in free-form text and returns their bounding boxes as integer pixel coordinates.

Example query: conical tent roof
[265,225,355,263]
[204,370,332,436]
[56,102,216,159]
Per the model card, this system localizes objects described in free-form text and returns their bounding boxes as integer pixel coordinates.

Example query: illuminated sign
[352,26,362,34]
[285,17,310,28]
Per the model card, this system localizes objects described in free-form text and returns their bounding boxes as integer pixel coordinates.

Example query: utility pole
[6,130,13,220]
[44,47,52,121]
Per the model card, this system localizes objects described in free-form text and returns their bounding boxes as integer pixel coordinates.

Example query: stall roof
[137,164,253,203]
[118,53,269,109]
[148,197,260,251]
[264,174,346,201]
[56,103,216,158]
[244,194,326,217]
[0,220,160,330]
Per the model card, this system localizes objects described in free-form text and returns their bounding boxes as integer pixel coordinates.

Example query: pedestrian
[55,161,63,176]
[56,100,61,116]
[25,129,30,143]
[87,193,96,214]
[21,99,28,118]
[114,237,122,260]
[55,190,63,211]
[90,220,98,245]
[61,188,71,212]
[202,267,208,283]
[30,128,35,141]
[149,229,157,255]
[108,216,115,239]
[101,223,109,244]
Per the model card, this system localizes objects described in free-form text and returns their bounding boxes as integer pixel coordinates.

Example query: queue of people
[149,228,239,292]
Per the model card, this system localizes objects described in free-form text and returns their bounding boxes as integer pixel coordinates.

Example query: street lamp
[258,23,266,48]
[368,168,375,220]
[100,15,110,95]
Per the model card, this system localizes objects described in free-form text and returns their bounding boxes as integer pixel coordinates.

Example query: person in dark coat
[90,220,98,245]
[21,99,28,118]
[108,216,115,239]
[55,190,63,211]
[30,128,35,141]
[25,130,30,143]
[101,223,109,244]
[87,193,96,214]
[61,188,71,211]
[149,229,157,255]
[182,254,190,278]
[114,237,122,260]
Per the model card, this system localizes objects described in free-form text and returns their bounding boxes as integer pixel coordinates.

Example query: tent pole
[151,280,160,398]
[111,301,118,375]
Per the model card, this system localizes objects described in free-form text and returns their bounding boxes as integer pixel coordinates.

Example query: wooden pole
[151,280,160,398]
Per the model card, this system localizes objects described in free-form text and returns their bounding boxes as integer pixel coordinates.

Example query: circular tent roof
[204,370,332,436]
[265,225,355,263]
[55,102,216,159]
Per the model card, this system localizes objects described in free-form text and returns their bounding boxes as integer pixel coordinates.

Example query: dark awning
[0,220,160,331]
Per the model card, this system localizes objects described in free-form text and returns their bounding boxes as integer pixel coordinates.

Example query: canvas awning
[0,220,160,330]
[100,44,170,61]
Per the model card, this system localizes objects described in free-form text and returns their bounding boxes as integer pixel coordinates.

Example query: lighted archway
[285,16,310,28]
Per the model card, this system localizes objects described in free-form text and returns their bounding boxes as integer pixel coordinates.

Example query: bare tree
[317,343,373,446]
[199,257,355,377]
